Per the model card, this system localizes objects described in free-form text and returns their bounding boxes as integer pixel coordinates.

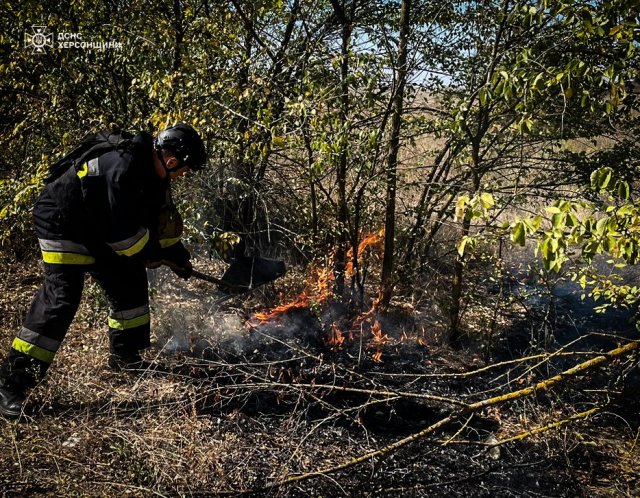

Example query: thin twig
[489,406,600,447]
[243,339,639,494]
[442,414,474,446]
[370,350,600,380]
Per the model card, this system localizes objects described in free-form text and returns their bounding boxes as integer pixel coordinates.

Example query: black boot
[0,351,41,420]
[0,379,26,420]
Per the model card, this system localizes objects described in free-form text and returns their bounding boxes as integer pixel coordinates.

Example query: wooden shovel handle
[190,268,248,292]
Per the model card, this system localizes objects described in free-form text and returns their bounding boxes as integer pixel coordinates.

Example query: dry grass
[1,258,639,497]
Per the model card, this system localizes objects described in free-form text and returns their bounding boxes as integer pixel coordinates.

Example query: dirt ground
[1,259,639,497]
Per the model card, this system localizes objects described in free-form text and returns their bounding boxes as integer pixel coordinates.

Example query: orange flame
[350,294,382,334]
[251,228,382,326]
[370,320,390,347]
[346,229,385,277]
[253,265,334,323]
[253,293,310,322]
[325,321,345,350]
[417,326,428,347]
[368,320,390,363]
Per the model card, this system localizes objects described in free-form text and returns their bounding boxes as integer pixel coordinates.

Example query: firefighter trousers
[0,194,150,391]
[1,260,151,391]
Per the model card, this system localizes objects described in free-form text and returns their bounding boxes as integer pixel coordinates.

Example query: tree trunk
[380,0,412,307]
[331,0,353,298]
[449,151,481,347]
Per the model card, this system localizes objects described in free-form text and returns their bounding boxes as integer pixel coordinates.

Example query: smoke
[147,265,426,366]
[149,267,246,356]
[147,267,323,362]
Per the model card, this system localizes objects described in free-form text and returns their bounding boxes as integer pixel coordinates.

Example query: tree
[379,0,412,307]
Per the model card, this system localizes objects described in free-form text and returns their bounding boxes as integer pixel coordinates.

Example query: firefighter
[0,123,207,419]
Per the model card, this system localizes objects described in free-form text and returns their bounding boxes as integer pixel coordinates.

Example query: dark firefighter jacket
[41,131,180,264]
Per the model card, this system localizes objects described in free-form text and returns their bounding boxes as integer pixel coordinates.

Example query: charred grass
[0,259,639,497]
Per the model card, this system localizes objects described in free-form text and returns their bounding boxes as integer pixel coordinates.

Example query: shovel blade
[219,256,286,293]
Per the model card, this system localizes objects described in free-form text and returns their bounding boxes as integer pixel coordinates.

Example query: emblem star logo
[24,26,54,54]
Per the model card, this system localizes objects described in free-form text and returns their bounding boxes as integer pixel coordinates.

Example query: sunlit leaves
[455,192,496,257]
[512,167,639,309]
[454,192,495,224]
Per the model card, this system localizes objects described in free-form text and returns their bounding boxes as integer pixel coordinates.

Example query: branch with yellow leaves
[239,338,638,495]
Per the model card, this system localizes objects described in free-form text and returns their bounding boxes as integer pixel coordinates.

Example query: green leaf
[609,24,624,36]
[455,195,469,221]
[532,72,544,90]
[600,168,612,189]
[512,221,526,247]
[590,167,613,190]
[595,217,608,235]
[479,192,494,209]
[616,181,630,200]
[529,216,542,232]
[551,212,565,229]
[457,236,468,257]
[618,205,635,216]
[478,88,487,106]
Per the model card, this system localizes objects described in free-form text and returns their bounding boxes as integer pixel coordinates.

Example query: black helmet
[155,123,207,171]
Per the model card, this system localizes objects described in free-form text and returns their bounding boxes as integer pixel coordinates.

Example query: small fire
[368,320,390,362]
[253,293,310,322]
[345,229,385,278]
[417,326,428,347]
[253,265,334,323]
[325,321,345,350]
[349,293,382,334]
[250,229,386,342]
[370,320,390,347]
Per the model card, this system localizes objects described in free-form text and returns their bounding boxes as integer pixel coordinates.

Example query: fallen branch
[246,339,638,494]
[288,382,468,407]
[189,380,466,407]
[371,350,600,380]
[429,406,601,447]
[490,406,600,446]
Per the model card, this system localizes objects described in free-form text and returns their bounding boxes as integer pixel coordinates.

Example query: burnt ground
[0,260,639,497]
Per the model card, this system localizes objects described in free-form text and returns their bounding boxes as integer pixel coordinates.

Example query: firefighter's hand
[155,242,192,278]
[161,242,190,264]
[163,259,193,279]
[145,259,163,270]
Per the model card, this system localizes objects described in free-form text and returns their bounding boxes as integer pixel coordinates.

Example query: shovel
[191,256,287,293]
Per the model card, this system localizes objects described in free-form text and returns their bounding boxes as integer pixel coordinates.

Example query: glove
[145,259,162,270]
[161,241,190,264]
[159,242,192,279]
[163,259,193,279]
[140,237,163,267]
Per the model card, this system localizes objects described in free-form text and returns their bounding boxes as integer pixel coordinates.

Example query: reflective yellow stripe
[12,337,55,363]
[159,237,180,248]
[114,230,149,257]
[18,327,61,352]
[77,162,88,178]
[42,251,95,265]
[108,313,150,330]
